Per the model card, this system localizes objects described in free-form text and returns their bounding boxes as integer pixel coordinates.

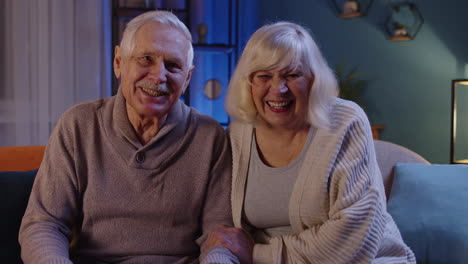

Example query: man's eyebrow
[135,50,158,56]
[135,50,183,65]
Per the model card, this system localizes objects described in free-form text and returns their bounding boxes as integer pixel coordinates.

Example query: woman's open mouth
[267,100,293,111]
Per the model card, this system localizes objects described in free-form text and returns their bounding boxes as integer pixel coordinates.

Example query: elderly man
[19,11,243,264]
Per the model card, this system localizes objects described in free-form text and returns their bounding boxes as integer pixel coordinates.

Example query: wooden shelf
[337,12,362,18]
[387,35,413,41]
[371,125,385,140]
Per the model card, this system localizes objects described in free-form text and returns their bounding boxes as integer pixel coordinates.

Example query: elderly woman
[209,22,416,264]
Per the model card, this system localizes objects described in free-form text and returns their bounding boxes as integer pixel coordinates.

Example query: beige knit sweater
[19,90,233,264]
[229,98,416,264]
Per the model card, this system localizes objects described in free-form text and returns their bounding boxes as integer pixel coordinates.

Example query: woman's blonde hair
[225,21,338,129]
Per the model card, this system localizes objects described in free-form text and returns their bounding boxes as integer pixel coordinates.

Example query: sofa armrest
[373,140,429,200]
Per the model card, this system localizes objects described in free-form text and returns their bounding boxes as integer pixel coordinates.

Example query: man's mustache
[136,79,173,94]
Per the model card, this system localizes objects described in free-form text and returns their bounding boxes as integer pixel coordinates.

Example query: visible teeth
[142,87,167,97]
[268,101,290,108]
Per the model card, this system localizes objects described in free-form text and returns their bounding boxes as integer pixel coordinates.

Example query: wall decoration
[330,0,374,18]
[385,2,424,41]
[204,79,222,99]
[196,23,208,44]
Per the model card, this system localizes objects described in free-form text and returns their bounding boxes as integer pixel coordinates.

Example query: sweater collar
[105,88,192,170]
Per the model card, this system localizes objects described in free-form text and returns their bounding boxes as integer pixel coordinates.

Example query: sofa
[1,141,467,263]
[0,145,45,264]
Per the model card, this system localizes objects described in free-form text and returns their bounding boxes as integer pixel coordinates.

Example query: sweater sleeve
[19,113,79,264]
[252,117,390,264]
[201,246,240,264]
[197,127,237,261]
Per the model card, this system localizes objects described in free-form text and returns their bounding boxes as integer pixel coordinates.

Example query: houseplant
[335,62,367,111]
[392,22,408,37]
[335,63,384,138]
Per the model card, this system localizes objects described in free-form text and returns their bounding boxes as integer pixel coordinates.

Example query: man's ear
[113,46,122,79]
[182,65,195,94]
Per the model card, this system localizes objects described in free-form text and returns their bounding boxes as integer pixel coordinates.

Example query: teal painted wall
[254,0,468,163]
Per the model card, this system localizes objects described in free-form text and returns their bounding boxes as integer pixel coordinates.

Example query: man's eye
[138,56,153,65]
[165,62,180,70]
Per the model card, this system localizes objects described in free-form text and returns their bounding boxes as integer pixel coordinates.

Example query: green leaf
[334,62,367,110]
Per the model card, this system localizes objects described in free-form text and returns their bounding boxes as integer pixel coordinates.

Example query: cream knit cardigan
[229,98,416,264]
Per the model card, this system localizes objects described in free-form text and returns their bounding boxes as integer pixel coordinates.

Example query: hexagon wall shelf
[384,2,424,41]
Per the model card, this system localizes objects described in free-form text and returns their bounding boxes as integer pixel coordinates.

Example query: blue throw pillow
[387,163,468,264]
[0,170,38,264]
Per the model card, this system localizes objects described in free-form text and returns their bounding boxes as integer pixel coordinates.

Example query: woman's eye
[286,73,302,79]
[255,75,271,83]
[257,74,271,79]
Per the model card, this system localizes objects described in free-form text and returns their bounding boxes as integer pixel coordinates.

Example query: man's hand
[203,226,255,264]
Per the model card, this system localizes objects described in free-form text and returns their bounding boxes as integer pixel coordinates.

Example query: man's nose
[147,61,167,83]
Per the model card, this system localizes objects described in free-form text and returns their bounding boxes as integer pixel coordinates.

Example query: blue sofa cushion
[387,163,468,264]
[0,170,37,264]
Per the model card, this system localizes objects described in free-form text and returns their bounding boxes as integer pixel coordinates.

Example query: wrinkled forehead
[132,22,191,62]
[135,21,190,46]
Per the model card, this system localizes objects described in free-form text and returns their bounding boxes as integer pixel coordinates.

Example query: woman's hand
[204,226,255,264]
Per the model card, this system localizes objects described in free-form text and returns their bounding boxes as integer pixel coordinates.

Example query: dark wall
[255,0,468,163]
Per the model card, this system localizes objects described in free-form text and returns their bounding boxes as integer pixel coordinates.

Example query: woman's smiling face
[250,66,313,130]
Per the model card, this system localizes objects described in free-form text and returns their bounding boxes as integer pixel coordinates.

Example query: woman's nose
[271,78,289,94]
[278,85,289,94]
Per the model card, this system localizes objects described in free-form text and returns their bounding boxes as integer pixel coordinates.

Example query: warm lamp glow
[451,79,468,164]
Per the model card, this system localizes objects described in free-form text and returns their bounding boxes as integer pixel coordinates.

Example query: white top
[244,128,315,229]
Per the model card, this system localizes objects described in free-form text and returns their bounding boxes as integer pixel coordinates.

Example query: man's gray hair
[225,21,338,129]
[119,10,194,66]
